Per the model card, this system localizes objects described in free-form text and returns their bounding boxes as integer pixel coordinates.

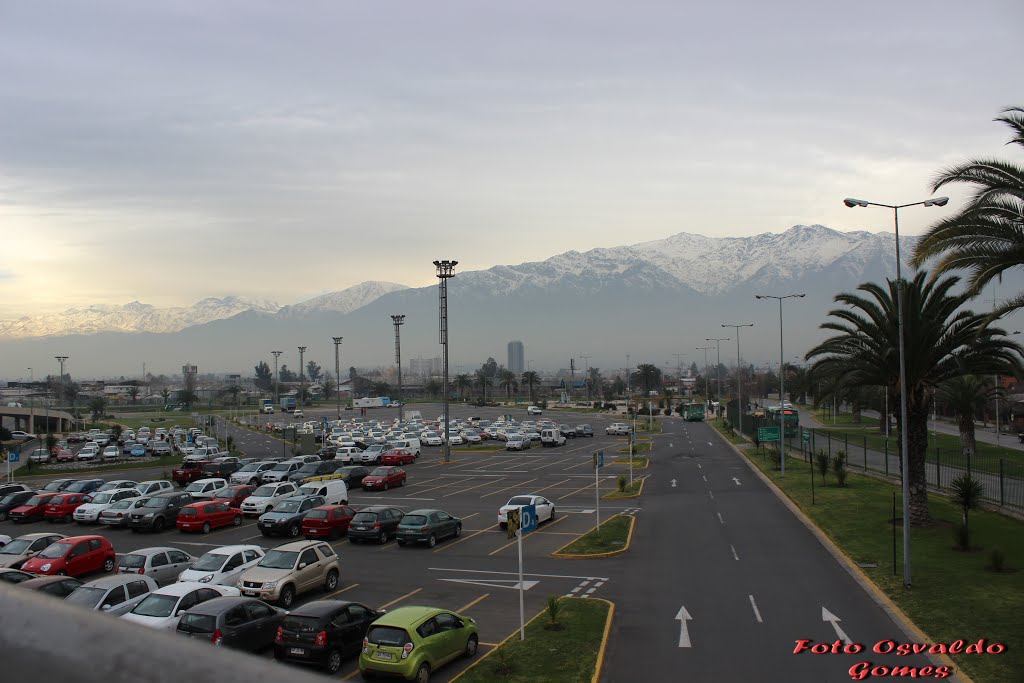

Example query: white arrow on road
[822,606,852,645]
[732,477,741,486]
[675,605,693,647]
[671,479,678,487]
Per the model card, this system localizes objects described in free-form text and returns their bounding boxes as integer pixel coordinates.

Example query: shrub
[815,450,830,485]
[988,548,1007,572]
[493,647,514,676]
[544,595,564,630]
[617,475,627,492]
[950,473,984,550]
[831,450,848,487]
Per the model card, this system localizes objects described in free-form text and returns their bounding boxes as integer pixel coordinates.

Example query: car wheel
[464,634,479,658]
[415,662,430,683]
[0,512,7,521]
[397,540,406,547]
[427,534,437,548]
[153,518,165,533]
[233,515,241,526]
[103,557,115,572]
[201,522,211,534]
[249,478,258,486]
[549,508,556,522]
[383,483,389,491]
[454,523,462,538]
[325,649,342,674]
[278,585,295,609]
[288,523,300,537]
[265,506,272,514]
[377,531,387,544]
[324,569,338,591]
[56,570,67,576]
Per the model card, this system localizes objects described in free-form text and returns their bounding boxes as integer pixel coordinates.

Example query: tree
[521,371,539,403]
[949,473,984,550]
[475,369,492,402]
[306,361,322,383]
[254,361,274,391]
[635,364,662,395]
[321,372,335,400]
[937,375,999,461]
[0,426,12,442]
[453,374,472,400]
[689,362,699,376]
[481,358,499,379]
[911,106,1024,317]
[424,378,442,398]
[349,366,358,380]
[176,389,198,408]
[225,385,242,406]
[127,386,140,404]
[499,369,518,399]
[88,397,107,421]
[159,388,171,404]
[807,272,1023,526]
[279,365,297,383]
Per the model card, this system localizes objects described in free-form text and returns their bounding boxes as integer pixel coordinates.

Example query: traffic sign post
[757,426,781,443]
[506,505,536,641]
[594,450,604,532]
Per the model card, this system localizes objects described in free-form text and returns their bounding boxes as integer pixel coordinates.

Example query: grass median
[747,453,1024,683]
[453,597,612,683]
[603,478,644,498]
[553,514,634,557]
[611,456,649,468]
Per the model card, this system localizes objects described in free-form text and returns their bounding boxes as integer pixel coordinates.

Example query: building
[507,340,525,374]
[410,357,442,376]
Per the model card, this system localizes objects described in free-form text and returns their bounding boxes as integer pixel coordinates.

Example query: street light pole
[434,260,458,463]
[271,351,283,409]
[695,347,712,403]
[843,195,948,588]
[332,337,343,420]
[706,338,729,422]
[391,315,405,422]
[55,356,68,410]
[722,324,753,436]
[298,347,307,411]
[755,294,805,477]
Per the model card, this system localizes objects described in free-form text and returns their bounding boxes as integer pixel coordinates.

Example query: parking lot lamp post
[271,351,283,410]
[55,356,68,410]
[297,347,307,410]
[695,347,711,405]
[434,260,458,463]
[755,294,805,477]
[332,337,343,421]
[722,324,753,437]
[391,315,405,422]
[706,338,729,422]
[843,195,948,587]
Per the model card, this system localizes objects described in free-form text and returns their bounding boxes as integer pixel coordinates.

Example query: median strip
[551,515,635,558]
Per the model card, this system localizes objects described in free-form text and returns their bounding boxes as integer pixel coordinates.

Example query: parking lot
[2,405,639,681]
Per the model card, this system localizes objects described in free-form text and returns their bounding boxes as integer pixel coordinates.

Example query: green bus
[766,406,800,437]
[683,403,705,422]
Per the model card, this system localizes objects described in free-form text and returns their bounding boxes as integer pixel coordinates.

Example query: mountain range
[2,225,1013,379]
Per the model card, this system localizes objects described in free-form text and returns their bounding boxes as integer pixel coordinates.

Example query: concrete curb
[551,514,636,559]
[602,476,647,499]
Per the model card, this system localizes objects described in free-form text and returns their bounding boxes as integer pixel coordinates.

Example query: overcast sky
[1,0,1021,319]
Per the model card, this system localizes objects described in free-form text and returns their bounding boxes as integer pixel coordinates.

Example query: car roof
[54,535,105,543]
[370,605,448,627]
[123,546,182,557]
[286,599,357,617]
[199,544,262,555]
[356,506,399,514]
[15,532,67,541]
[183,596,259,616]
[152,581,215,597]
[273,540,327,551]
[82,574,154,589]
[405,509,444,516]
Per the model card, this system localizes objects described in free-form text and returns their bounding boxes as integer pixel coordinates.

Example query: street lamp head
[332,337,343,344]
[843,198,869,208]
[391,314,406,325]
[434,260,458,278]
[923,196,950,207]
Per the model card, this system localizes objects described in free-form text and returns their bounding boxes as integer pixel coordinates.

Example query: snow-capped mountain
[276,281,409,318]
[0,296,282,339]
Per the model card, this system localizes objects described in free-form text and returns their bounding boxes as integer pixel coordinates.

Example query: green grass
[454,598,610,683]
[712,421,747,445]
[811,408,880,428]
[603,479,643,498]
[748,454,1024,683]
[16,455,183,478]
[554,515,633,556]
[611,456,649,468]
[614,441,652,454]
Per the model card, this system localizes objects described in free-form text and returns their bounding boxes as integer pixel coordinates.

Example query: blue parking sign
[9,449,20,463]
[520,504,538,533]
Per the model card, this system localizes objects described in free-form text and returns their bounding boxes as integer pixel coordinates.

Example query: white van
[297,479,349,505]
[540,428,566,447]
[387,438,421,457]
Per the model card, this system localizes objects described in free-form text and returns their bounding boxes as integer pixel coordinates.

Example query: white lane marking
[675,606,693,648]
[702,475,707,482]
[822,606,852,645]
[708,490,714,500]
[431,567,608,581]
[717,512,725,524]
[731,545,739,561]
[749,595,763,623]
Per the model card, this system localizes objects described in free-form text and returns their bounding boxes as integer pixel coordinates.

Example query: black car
[332,466,370,489]
[316,446,337,460]
[177,596,284,652]
[347,506,404,544]
[287,461,341,483]
[65,479,106,494]
[574,424,594,437]
[0,490,35,521]
[128,492,193,532]
[257,495,326,537]
[201,462,242,479]
[20,575,83,597]
[274,600,382,674]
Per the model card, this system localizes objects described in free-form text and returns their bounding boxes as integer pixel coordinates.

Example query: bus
[683,403,705,422]
[766,406,800,437]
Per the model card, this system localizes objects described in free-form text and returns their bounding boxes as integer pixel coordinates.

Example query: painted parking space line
[478,477,540,499]
[321,583,361,600]
[409,478,476,494]
[456,593,491,613]
[531,478,572,494]
[557,480,599,500]
[379,587,422,610]
[432,524,499,553]
[442,478,506,498]
[532,457,572,470]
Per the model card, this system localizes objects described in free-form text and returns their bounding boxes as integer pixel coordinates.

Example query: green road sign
[757,426,780,442]
[802,430,811,445]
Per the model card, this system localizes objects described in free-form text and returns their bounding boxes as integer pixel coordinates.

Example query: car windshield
[184,483,207,491]
[37,542,72,559]
[65,586,106,607]
[367,625,411,647]
[252,486,276,497]
[369,468,389,476]
[141,499,170,510]
[90,493,114,504]
[259,550,298,570]
[0,494,23,505]
[237,463,261,472]
[401,515,427,526]
[352,512,379,523]
[0,539,32,555]
[271,463,292,472]
[305,509,328,519]
[41,482,65,491]
[273,500,302,513]
[507,496,534,506]
[119,554,146,569]
[107,499,138,510]
[25,495,50,505]
[190,553,227,572]
[132,593,179,618]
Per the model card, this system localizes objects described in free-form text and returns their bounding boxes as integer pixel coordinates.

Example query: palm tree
[499,369,518,399]
[949,473,984,550]
[370,382,391,397]
[475,369,491,402]
[635,364,661,395]
[911,106,1024,316]
[937,375,1000,460]
[453,374,472,401]
[424,378,442,398]
[176,389,198,408]
[159,388,171,404]
[521,371,539,403]
[88,396,107,421]
[127,386,140,404]
[807,272,1023,526]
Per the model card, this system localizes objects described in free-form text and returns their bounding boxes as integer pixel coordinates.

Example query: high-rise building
[410,357,443,376]
[507,340,525,374]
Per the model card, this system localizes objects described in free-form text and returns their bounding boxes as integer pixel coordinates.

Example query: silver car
[117,547,196,586]
[65,574,159,616]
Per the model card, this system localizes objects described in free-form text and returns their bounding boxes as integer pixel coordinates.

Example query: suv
[257,495,326,537]
[236,540,340,608]
[526,405,542,415]
[574,424,594,437]
[359,606,479,681]
[260,461,302,483]
[172,461,213,487]
[230,461,278,486]
[127,492,193,532]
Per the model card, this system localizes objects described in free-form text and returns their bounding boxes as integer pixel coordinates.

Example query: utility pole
[695,347,711,403]
[435,260,458,463]
[706,338,729,421]
[332,337,343,420]
[581,354,592,400]
[721,324,753,436]
[272,351,283,408]
[298,346,307,409]
[391,315,405,422]
[55,356,68,409]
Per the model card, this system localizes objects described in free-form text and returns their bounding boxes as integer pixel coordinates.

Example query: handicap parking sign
[519,504,537,533]
[8,449,20,463]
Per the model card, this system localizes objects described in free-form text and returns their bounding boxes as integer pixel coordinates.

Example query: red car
[9,493,61,523]
[302,504,357,540]
[176,501,243,534]
[361,466,407,491]
[21,535,116,577]
[43,493,93,523]
[379,448,416,466]
[209,484,256,508]
[55,449,76,463]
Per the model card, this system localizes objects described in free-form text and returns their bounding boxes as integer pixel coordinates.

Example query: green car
[396,509,463,548]
[359,605,479,682]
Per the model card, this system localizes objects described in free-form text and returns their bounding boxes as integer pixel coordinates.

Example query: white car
[334,447,362,465]
[134,480,174,496]
[178,443,195,456]
[421,431,443,446]
[240,482,299,517]
[498,495,555,527]
[77,444,100,461]
[183,478,229,500]
[505,434,531,451]
[230,461,277,486]
[120,582,240,630]
[97,480,140,492]
[447,433,465,446]
[73,489,140,523]
[176,545,265,586]
[101,446,121,461]
[461,431,482,444]
[526,406,542,416]
[606,422,632,436]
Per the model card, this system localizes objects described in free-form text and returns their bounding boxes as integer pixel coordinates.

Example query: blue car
[130,444,147,457]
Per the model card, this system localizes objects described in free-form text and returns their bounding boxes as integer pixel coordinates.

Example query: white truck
[353,397,391,409]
